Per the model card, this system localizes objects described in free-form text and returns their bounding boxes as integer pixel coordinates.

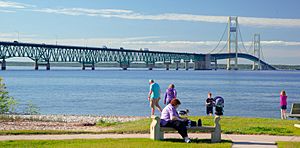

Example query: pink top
[280,95,287,106]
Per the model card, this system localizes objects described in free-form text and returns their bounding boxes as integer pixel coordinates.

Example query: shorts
[281,105,287,110]
[150,98,160,108]
[206,106,213,115]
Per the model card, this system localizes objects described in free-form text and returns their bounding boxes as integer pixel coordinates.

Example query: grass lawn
[277,141,300,148]
[0,138,232,148]
[1,116,299,136]
[102,116,300,136]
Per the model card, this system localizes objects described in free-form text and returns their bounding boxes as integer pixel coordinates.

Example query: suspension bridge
[0,16,276,71]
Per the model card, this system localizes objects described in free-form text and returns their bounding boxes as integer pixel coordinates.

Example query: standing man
[148,79,162,115]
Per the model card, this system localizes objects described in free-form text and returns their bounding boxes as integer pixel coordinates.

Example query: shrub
[0,77,18,114]
[24,101,40,115]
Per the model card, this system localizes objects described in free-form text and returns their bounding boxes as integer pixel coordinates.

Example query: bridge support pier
[194,61,211,70]
[164,62,171,70]
[121,66,128,70]
[184,61,189,70]
[174,61,180,70]
[82,62,95,70]
[34,60,50,70]
[46,60,50,70]
[1,58,6,70]
[82,63,85,70]
[120,61,130,70]
[92,62,95,70]
[34,59,39,70]
[252,61,261,70]
[214,60,218,70]
[147,63,155,70]
[194,54,211,70]
[146,61,155,70]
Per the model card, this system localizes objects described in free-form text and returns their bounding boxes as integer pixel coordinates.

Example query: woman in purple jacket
[160,99,191,143]
[164,84,177,105]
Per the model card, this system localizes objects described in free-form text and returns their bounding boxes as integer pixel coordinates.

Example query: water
[1,67,299,118]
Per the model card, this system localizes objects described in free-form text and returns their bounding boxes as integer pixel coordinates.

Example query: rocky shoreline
[0,114,147,132]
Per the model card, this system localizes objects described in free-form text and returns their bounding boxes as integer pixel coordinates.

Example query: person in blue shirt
[148,79,162,115]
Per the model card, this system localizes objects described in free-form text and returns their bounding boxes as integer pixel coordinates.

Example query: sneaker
[184,137,191,143]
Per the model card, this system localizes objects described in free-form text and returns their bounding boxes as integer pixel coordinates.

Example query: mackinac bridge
[0,17,276,71]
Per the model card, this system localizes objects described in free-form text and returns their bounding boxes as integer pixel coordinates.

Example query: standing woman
[280,90,288,119]
[164,84,177,105]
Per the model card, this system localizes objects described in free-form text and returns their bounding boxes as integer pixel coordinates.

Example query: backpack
[214,96,224,108]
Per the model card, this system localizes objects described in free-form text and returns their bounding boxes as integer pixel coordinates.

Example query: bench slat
[288,114,300,118]
[161,126,215,132]
[290,103,300,114]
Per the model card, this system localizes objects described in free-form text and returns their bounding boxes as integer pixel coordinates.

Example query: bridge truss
[0,41,207,70]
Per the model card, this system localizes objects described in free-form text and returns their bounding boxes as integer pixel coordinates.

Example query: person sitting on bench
[160,98,191,143]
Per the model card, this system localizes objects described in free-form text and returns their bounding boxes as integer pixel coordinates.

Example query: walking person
[148,79,162,115]
[280,90,288,119]
[205,92,214,116]
[164,84,177,105]
[160,99,191,143]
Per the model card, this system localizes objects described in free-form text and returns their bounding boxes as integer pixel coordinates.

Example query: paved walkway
[0,133,299,148]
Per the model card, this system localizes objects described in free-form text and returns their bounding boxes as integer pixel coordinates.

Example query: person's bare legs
[281,109,284,119]
[283,109,287,119]
[151,107,155,115]
[150,99,155,116]
[154,98,162,112]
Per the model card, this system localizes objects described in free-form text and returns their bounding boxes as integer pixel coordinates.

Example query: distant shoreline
[2,114,146,123]
[4,61,300,70]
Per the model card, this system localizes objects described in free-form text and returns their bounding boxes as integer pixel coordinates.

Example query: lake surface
[1,67,299,118]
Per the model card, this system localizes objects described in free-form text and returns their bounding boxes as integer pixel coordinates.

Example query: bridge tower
[252,34,261,70]
[227,16,238,70]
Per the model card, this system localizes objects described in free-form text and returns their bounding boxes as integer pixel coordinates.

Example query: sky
[0,0,300,64]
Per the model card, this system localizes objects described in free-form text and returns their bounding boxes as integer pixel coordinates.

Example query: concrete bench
[150,116,221,143]
[288,103,300,128]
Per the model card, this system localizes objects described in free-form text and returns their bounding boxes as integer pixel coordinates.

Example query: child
[205,92,214,116]
[280,90,288,119]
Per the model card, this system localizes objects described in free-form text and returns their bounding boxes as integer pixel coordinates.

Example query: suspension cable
[238,48,243,53]
[208,23,228,53]
[260,46,266,61]
[247,38,253,54]
[237,24,250,54]
[216,41,228,54]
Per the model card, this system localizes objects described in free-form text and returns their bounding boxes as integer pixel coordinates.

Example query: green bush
[24,101,40,115]
[0,77,18,114]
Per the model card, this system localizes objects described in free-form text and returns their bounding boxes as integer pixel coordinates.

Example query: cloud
[0,9,14,12]
[33,8,133,16]
[99,13,300,28]
[239,17,300,28]
[261,40,300,46]
[30,7,300,28]
[0,1,34,9]
[0,32,38,38]
[0,1,299,28]
[0,0,299,28]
